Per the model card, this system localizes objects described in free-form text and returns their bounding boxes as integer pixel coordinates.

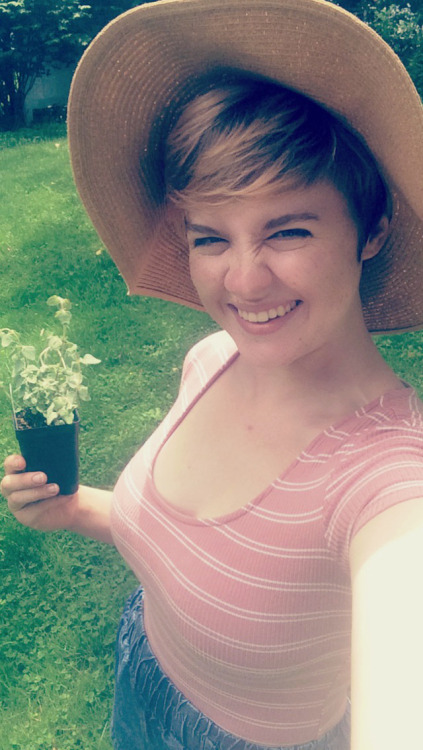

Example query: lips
[236,301,299,323]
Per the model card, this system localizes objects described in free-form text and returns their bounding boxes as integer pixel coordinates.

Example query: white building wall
[24,66,75,123]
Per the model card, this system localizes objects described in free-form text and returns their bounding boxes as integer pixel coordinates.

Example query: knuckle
[0,474,11,495]
[4,454,23,473]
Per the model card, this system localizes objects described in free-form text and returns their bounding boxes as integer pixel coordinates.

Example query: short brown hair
[165,77,391,253]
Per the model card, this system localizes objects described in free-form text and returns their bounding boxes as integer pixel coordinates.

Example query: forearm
[68,485,114,544]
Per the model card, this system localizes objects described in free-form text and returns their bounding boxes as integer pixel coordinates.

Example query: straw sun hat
[67,0,423,334]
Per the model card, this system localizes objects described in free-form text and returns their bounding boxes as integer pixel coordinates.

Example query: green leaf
[67,372,82,387]
[79,354,101,365]
[62,412,75,425]
[52,396,67,409]
[1,332,14,347]
[78,386,90,401]
[46,404,58,425]
[21,345,36,360]
[47,295,70,310]
[46,335,62,350]
[55,309,71,326]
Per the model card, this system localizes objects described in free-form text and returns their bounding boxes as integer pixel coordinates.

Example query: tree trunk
[0,67,26,129]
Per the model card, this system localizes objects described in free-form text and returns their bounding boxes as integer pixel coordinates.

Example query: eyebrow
[185,222,221,234]
[185,213,320,235]
[264,212,320,230]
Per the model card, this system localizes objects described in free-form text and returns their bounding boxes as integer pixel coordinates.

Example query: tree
[0,0,143,130]
[0,0,92,128]
[358,1,422,65]
[334,1,423,96]
[83,0,151,31]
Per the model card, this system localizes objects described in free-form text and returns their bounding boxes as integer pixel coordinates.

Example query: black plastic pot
[15,412,79,495]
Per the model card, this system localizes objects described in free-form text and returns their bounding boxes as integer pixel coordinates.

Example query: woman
[2,1,423,748]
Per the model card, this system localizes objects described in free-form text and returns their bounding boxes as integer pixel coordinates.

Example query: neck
[231,328,400,420]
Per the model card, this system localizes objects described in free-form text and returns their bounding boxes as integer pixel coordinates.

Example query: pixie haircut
[165,77,391,253]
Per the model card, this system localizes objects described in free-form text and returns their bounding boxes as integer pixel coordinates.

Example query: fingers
[4,477,60,511]
[3,453,26,474]
[1,453,78,533]
[1,455,59,509]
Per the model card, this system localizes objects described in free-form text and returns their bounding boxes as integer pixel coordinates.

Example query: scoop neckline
[149,346,414,526]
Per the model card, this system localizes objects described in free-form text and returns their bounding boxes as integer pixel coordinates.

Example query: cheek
[189,255,222,298]
[188,254,204,292]
[309,238,361,279]
[315,255,362,308]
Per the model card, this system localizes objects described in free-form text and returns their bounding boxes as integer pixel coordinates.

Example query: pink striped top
[111,330,423,746]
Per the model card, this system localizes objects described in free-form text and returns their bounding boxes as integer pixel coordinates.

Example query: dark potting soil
[15,409,49,430]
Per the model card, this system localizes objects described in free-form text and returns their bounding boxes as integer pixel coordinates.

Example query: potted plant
[0,296,100,494]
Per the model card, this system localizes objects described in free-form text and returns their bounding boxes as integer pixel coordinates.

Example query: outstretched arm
[1,454,114,544]
[349,497,423,750]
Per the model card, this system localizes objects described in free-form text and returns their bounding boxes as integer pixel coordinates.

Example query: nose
[224,245,273,299]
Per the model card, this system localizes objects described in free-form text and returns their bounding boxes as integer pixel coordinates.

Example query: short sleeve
[324,426,423,567]
[178,329,237,395]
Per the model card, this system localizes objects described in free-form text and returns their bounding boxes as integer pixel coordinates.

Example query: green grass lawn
[0,125,216,750]
[0,125,422,750]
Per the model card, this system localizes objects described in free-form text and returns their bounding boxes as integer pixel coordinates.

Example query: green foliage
[360,1,422,64]
[0,295,100,426]
[329,2,423,94]
[0,0,91,128]
[0,0,145,130]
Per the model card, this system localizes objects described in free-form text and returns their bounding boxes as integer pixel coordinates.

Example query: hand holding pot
[2,454,113,542]
[1,454,79,532]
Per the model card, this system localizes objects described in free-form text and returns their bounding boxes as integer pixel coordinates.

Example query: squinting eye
[193,236,226,248]
[190,236,228,256]
[270,228,312,239]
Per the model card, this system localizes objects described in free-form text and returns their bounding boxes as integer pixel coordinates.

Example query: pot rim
[13,409,80,432]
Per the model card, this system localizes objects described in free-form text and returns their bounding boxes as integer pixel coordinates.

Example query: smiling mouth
[235,301,300,323]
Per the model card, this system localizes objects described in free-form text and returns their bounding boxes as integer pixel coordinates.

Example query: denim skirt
[111,586,350,750]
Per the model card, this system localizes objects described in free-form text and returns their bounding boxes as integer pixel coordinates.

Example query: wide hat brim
[67,0,423,334]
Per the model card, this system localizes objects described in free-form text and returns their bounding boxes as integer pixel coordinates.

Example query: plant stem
[9,384,18,428]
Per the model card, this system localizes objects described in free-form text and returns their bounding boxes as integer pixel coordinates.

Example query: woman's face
[186,180,386,371]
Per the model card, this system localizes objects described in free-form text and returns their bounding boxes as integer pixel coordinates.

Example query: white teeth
[238,301,297,323]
